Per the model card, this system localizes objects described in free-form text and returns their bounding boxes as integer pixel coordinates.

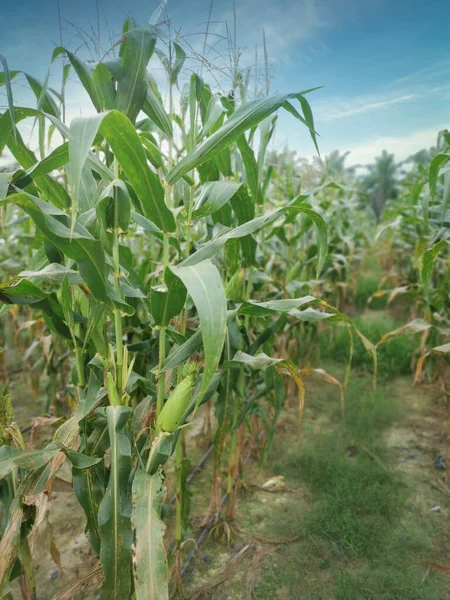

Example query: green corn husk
[156,375,194,433]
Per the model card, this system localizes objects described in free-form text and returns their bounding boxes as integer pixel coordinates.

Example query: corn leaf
[167,90,320,184]
[0,442,61,479]
[52,47,102,111]
[421,239,448,285]
[100,110,175,232]
[142,86,173,137]
[170,260,227,408]
[193,181,242,218]
[0,56,16,137]
[150,268,187,327]
[429,153,450,196]
[4,191,109,303]
[98,406,133,600]
[116,27,156,123]
[132,469,169,600]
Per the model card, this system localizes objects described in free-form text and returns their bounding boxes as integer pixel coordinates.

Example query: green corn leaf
[167,90,320,184]
[131,211,181,252]
[73,466,104,555]
[116,27,156,123]
[0,172,12,200]
[183,198,326,272]
[0,106,39,156]
[170,260,227,408]
[0,56,16,138]
[64,449,103,469]
[150,267,187,327]
[156,42,186,86]
[289,203,328,276]
[93,63,117,110]
[100,110,175,232]
[159,329,203,374]
[0,442,61,479]
[68,114,104,229]
[295,94,320,156]
[181,208,282,266]
[0,69,20,86]
[429,153,450,196]
[15,142,68,185]
[132,469,169,600]
[421,239,448,285]
[4,190,109,303]
[52,47,102,111]
[236,133,260,203]
[98,406,133,600]
[23,72,60,117]
[142,86,173,137]
[6,125,70,209]
[0,278,71,339]
[169,42,186,85]
[237,296,316,317]
[230,184,256,264]
[193,181,242,218]
[97,179,132,234]
[198,95,226,139]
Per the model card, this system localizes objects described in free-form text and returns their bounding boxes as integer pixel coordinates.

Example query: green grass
[253,374,446,599]
[354,273,387,310]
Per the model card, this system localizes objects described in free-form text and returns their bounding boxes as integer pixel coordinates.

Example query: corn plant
[0,17,370,599]
[369,129,450,390]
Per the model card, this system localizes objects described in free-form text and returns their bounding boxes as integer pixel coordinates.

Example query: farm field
[0,4,449,600]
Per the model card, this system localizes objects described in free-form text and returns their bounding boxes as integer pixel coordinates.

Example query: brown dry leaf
[251,533,304,545]
[30,493,50,551]
[246,543,280,600]
[18,320,38,332]
[302,367,345,417]
[45,451,67,495]
[387,286,409,306]
[30,417,62,446]
[378,319,431,346]
[0,502,23,589]
[425,562,450,573]
[41,335,53,362]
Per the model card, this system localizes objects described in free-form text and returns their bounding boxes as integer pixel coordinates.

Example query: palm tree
[361,150,399,221]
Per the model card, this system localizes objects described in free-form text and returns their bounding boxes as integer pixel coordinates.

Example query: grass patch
[354,273,387,310]
[255,374,446,599]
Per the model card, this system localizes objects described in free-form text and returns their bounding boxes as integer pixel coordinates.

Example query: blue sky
[1,0,450,165]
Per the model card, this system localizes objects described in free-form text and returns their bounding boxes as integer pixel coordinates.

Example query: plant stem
[175,437,183,543]
[75,345,86,388]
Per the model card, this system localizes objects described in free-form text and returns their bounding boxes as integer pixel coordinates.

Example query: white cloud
[319,94,418,121]
[315,83,450,122]
[343,125,444,165]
